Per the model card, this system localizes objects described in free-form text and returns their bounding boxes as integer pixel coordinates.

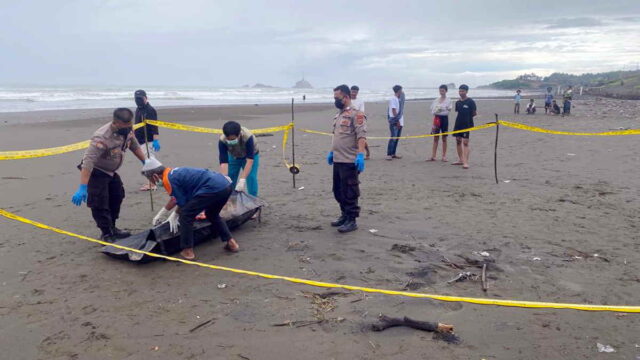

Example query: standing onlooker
[327,84,367,233]
[134,89,161,191]
[452,84,476,169]
[562,85,573,116]
[428,84,452,162]
[350,85,370,159]
[544,87,554,114]
[386,85,404,160]
[514,89,522,114]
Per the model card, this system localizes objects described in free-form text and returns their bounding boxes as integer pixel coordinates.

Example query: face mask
[135,97,145,107]
[116,127,131,136]
[334,98,344,109]
[155,179,163,187]
[226,139,239,146]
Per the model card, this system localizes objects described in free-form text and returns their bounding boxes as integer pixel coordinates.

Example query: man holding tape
[71,108,149,242]
[327,84,367,233]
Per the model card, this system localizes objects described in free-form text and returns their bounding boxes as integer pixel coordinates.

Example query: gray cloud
[544,17,604,29]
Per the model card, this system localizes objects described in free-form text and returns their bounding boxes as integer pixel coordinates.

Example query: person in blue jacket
[142,158,239,260]
[218,121,260,196]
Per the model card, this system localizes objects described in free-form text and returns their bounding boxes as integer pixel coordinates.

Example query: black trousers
[87,169,125,236]
[332,162,360,218]
[179,186,233,249]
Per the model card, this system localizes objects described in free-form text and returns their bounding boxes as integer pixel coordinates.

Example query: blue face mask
[226,139,239,146]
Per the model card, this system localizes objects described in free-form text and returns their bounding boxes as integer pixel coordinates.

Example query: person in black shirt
[134,89,161,190]
[452,84,476,169]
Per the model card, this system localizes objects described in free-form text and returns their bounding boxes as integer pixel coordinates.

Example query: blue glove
[152,139,161,152]
[327,151,334,165]
[355,152,365,173]
[72,184,88,206]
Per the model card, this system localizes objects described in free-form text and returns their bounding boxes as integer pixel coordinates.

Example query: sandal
[451,162,463,165]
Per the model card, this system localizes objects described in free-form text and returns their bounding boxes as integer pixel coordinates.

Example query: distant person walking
[428,84,452,162]
[350,85,370,159]
[544,87,554,114]
[134,89,161,191]
[386,85,405,160]
[452,84,476,169]
[562,86,573,116]
[514,89,522,114]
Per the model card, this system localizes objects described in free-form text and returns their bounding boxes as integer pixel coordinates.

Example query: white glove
[167,211,180,234]
[152,207,169,226]
[235,178,247,192]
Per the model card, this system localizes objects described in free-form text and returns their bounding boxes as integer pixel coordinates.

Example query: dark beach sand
[1,98,639,359]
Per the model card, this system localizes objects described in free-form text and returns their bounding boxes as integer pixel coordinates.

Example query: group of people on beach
[513,86,573,117]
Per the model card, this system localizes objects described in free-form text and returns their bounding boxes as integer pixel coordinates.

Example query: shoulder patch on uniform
[356,112,365,125]
[92,140,106,149]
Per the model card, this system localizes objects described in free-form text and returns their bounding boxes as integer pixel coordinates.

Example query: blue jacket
[166,167,231,207]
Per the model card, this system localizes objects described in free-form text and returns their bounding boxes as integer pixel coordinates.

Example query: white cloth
[430,97,452,116]
[351,98,365,112]
[388,96,404,126]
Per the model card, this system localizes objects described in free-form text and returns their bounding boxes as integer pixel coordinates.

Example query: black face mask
[334,98,344,110]
[116,127,131,137]
[135,97,145,108]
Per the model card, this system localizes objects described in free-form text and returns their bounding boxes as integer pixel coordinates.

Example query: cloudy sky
[1,0,639,88]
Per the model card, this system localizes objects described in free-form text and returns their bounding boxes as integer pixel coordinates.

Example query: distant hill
[480,70,640,99]
[293,78,313,89]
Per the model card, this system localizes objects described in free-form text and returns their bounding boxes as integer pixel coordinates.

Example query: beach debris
[596,343,616,353]
[297,186,304,190]
[217,283,227,289]
[441,256,465,270]
[503,180,511,183]
[371,315,460,344]
[369,229,379,234]
[1,176,27,180]
[532,257,542,261]
[567,153,576,156]
[286,241,309,252]
[301,291,348,320]
[189,318,216,333]
[151,346,159,351]
[447,272,478,284]
[391,244,416,254]
[472,251,490,257]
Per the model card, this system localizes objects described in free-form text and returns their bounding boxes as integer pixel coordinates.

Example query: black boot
[337,217,358,233]
[331,213,348,227]
[100,233,117,243]
[111,226,131,239]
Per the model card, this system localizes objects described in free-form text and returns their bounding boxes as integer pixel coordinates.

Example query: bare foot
[452,161,463,165]
[441,157,448,162]
[462,164,470,169]
[224,238,239,252]
[180,248,196,260]
[195,211,206,220]
[426,158,436,162]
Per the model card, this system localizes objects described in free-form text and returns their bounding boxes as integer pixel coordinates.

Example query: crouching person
[142,158,240,260]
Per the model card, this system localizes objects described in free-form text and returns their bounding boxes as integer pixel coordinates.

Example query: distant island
[480,70,640,99]
[293,77,313,89]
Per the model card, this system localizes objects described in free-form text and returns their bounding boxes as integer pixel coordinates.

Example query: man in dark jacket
[143,158,239,260]
[134,89,161,191]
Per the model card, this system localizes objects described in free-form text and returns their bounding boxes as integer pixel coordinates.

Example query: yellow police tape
[497,120,640,136]
[0,123,145,160]
[144,119,292,135]
[299,123,498,139]
[1,208,638,313]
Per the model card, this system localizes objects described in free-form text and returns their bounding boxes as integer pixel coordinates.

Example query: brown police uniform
[331,107,367,219]
[80,122,140,236]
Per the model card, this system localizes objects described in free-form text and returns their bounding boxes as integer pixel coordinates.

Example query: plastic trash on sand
[102,191,266,262]
[596,343,615,353]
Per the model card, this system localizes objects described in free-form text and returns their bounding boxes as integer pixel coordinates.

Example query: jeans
[178,186,233,249]
[387,124,403,156]
[563,100,571,114]
[228,153,260,196]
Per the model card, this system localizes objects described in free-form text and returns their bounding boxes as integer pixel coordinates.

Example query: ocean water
[0,86,516,113]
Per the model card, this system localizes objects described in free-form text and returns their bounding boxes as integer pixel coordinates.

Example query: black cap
[134,89,147,98]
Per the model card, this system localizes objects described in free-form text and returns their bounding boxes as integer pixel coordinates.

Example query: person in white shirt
[350,85,370,159]
[428,84,452,162]
[386,85,404,160]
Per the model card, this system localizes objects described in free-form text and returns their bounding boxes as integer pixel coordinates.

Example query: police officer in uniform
[134,89,160,191]
[327,84,367,233]
[71,108,149,241]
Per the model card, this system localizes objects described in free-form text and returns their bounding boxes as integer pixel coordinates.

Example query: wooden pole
[291,98,297,189]
[142,115,154,211]
[494,113,499,185]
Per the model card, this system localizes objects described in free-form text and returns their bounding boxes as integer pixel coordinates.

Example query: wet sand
[1,97,639,359]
